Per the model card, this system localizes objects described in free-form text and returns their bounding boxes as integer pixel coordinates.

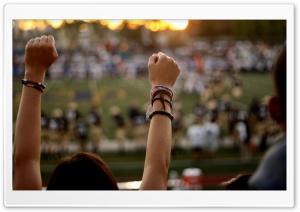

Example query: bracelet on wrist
[148,110,174,121]
[151,85,174,101]
[152,97,172,109]
[21,79,46,93]
[146,86,174,121]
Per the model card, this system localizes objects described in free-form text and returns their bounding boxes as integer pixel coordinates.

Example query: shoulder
[264,136,286,161]
[248,135,286,190]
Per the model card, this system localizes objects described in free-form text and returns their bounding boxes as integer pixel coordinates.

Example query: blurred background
[12,19,286,190]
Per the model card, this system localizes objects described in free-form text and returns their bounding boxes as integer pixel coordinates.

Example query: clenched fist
[24,35,58,82]
[148,52,180,88]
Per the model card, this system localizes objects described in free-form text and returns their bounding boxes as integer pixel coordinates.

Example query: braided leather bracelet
[21,79,46,93]
[152,97,172,109]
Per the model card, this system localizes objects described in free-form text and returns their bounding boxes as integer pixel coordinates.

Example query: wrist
[146,85,174,121]
[24,71,46,84]
[152,83,172,89]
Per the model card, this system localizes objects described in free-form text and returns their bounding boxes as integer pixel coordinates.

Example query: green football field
[13,72,274,139]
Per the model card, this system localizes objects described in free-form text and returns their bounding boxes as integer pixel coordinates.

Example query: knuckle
[148,62,155,69]
[158,52,166,59]
[160,55,167,61]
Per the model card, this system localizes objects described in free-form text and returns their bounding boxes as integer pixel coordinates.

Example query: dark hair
[47,152,119,190]
[272,45,286,118]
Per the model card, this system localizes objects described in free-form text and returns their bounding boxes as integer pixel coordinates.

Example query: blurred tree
[187,20,286,43]
[231,20,286,42]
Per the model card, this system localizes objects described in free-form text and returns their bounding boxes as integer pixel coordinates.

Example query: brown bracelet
[151,97,172,109]
[152,90,172,111]
[149,111,174,121]
[21,79,45,93]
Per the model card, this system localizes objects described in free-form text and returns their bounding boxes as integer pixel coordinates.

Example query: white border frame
[4,3,294,207]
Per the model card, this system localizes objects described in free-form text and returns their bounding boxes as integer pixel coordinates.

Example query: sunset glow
[15,20,189,31]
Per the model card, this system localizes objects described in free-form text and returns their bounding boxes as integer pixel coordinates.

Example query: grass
[13,72,273,139]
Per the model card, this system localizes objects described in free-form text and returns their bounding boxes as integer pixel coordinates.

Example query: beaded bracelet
[21,79,46,93]
[149,111,174,121]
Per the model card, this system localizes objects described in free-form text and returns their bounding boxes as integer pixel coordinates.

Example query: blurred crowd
[14,38,282,81]
[13,38,284,161]
[37,93,282,162]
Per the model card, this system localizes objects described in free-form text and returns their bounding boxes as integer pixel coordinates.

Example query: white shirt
[187,124,206,148]
[204,121,220,151]
[236,121,248,142]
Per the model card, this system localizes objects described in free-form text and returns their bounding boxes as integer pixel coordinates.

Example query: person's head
[206,111,218,123]
[109,105,121,116]
[268,45,286,131]
[52,108,63,118]
[68,101,78,110]
[47,152,119,190]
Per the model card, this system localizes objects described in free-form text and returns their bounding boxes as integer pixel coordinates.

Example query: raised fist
[148,52,180,88]
[25,35,58,80]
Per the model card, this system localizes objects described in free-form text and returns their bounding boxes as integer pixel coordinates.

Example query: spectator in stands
[187,116,207,161]
[13,36,281,82]
[88,105,103,153]
[248,45,286,190]
[74,116,89,152]
[233,110,251,162]
[203,111,220,159]
[220,44,286,190]
[13,35,180,190]
[64,101,80,142]
[127,99,147,150]
[110,105,127,153]
[48,108,68,157]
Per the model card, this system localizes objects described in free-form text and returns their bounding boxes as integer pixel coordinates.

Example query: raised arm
[139,52,180,190]
[13,35,58,190]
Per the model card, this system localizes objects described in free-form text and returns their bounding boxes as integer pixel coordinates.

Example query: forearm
[13,75,44,189]
[140,97,172,190]
[14,85,42,161]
